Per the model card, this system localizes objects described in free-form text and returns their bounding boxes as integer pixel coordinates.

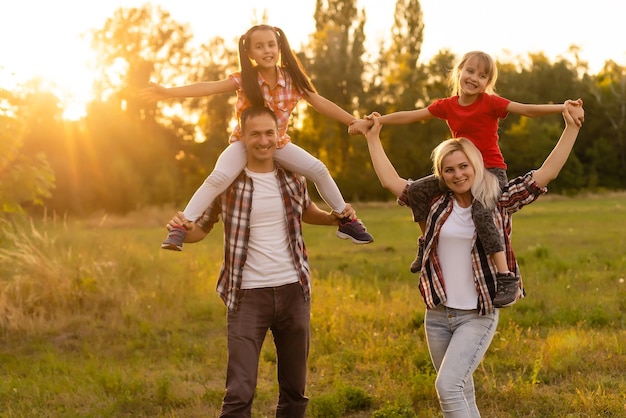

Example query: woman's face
[441,150,475,197]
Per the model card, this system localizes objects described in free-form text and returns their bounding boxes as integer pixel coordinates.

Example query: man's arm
[302,202,355,225]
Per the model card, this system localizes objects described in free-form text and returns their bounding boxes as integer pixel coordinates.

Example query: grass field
[0,193,625,417]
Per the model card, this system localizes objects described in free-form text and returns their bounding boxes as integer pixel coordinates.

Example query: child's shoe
[493,272,521,308]
[410,237,425,274]
[336,217,373,244]
[161,225,186,251]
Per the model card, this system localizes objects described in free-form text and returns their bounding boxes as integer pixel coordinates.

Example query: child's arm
[140,79,238,102]
[377,108,434,125]
[303,91,357,126]
[506,98,582,118]
[349,108,434,135]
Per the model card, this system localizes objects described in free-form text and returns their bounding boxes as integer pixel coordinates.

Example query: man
[167,106,355,417]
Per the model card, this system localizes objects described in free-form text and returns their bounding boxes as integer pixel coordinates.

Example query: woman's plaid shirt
[195,165,312,311]
[399,172,547,315]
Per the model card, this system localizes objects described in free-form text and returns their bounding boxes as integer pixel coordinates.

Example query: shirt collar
[257,66,287,88]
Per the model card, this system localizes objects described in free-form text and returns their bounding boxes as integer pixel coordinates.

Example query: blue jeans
[425,304,499,418]
[220,282,310,418]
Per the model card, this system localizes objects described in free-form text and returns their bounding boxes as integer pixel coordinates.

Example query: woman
[363,104,583,417]
[351,51,582,286]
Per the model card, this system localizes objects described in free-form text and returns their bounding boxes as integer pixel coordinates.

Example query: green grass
[0,194,625,417]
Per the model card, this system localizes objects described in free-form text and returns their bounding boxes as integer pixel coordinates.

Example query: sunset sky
[1,0,623,119]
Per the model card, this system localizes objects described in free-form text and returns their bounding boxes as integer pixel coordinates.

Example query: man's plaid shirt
[196,165,312,311]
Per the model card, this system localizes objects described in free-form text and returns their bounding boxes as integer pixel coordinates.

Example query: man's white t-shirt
[240,168,299,289]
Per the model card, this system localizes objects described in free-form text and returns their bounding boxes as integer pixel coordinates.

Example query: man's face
[241,113,278,171]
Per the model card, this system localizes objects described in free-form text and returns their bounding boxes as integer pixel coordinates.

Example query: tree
[90,4,194,120]
[584,61,626,189]
[76,5,200,212]
[369,0,443,183]
[299,0,366,174]
[0,88,55,215]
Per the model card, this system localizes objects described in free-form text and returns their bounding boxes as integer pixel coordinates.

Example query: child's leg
[162,142,247,251]
[471,200,506,271]
[274,143,373,244]
[405,175,442,232]
[474,168,508,272]
[182,141,247,222]
[478,168,521,307]
[405,175,444,273]
[274,143,345,213]
[472,200,519,307]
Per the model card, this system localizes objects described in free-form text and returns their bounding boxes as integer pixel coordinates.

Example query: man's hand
[166,211,194,231]
[334,203,356,221]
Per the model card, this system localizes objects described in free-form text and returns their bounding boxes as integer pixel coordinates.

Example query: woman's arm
[363,116,410,198]
[141,78,238,102]
[531,104,584,188]
[303,91,357,125]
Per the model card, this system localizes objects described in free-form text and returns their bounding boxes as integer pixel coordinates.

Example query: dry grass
[0,194,625,416]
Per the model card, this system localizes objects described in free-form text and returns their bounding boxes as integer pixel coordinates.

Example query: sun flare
[0,23,95,121]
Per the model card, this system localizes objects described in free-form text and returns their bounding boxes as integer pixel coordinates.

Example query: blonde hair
[449,51,498,96]
[432,138,501,209]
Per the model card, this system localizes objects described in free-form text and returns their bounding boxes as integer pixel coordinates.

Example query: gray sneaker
[410,237,425,274]
[161,226,186,251]
[493,272,520,308]
[336,218,374,244]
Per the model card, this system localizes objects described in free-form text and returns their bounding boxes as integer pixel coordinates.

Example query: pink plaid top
[228,67,305,148]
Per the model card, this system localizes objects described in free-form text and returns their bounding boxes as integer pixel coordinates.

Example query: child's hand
[140,82,170,102]
[565,99,584,128]
[564,98,584,127]
[348,118,373,136]
[365,114,383,139]
[563,104,584,129]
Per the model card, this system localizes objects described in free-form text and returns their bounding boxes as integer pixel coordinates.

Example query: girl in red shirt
[350,51,582,307]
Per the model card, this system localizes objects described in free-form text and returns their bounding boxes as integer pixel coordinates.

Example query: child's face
[458,56,491,96]
[246,29,280,69]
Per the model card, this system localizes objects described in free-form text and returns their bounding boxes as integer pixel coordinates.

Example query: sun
[0,18,95,122]
[44,38,96,122]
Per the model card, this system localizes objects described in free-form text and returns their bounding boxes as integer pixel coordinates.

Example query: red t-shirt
[428,93,511,169]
